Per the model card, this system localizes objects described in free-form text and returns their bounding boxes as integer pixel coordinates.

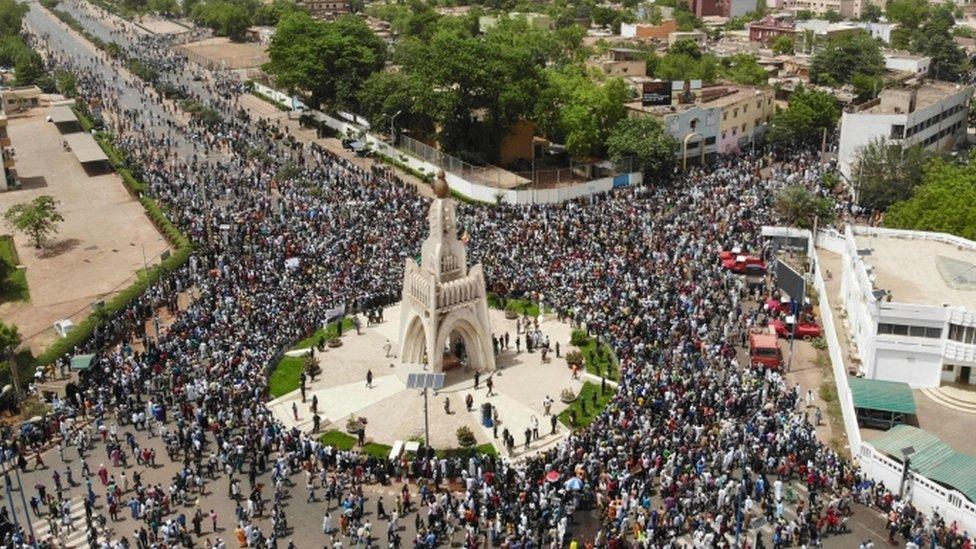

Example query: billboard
[641,81,672,106]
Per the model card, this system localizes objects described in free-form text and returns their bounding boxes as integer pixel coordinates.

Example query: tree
[853,140,928,211]
[190,0,258,40]
[265,12,387,110]
[55,70,77,97]
[0,0,27,36]
[0,321,19,353]
[767,86,839,148]
[533,66,630,160]
[4,195,64,249]
[911,4,967,81]
[822,9,842,22]
[885,0,928,30]
[795,9,813,19]
[860,3,883,22]
[770,34,794,55]
[721,54,767,85]
[774,185,834,228]
[885,153,976,239]
[810,31,883,86]
[606,116,678,182]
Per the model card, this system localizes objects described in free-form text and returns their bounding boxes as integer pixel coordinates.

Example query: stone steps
[920,387,976,414]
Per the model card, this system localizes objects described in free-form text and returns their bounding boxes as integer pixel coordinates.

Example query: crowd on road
[4,2,972,548]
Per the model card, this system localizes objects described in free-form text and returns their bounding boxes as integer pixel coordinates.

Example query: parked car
[749,331,783,369]
[722,254,766,274]
[772,317,822,340]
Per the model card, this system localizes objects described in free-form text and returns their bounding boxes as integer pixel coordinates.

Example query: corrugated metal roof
[869,425,941,459]
[849,377,917,415]
[927,454,976,503]
[869,425,976,504]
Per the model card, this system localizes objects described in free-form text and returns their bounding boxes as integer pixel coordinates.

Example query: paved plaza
[269,303,592,457]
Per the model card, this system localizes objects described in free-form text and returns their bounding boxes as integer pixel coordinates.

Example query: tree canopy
[885,153,976,239]
[774,185,834,229]
[810,31,884,87]
[606,116,678,182]
[4,195,64,249]
[265,12,387,110]
[770,34,794,55]
[853,140,928,211]
[767,87,839,148]
[910,4,967,81]
[190,0,259,40]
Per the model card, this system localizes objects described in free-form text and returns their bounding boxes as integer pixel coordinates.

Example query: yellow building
[717,87,775,153]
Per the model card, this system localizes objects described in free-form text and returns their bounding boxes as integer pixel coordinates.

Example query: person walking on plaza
[543,395,553,415]
[366,369,373,388]
[486,376,494,396]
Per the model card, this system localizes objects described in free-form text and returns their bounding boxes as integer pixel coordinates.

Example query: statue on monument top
[433,169,449,199]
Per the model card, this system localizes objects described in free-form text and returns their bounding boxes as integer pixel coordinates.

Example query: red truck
[749,331,783,369]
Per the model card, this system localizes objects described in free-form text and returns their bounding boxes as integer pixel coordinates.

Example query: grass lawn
[487,293,549,318]
[293,317,356,349]
[268,355,307,398]
[0,235,29,303]
[572,332,618,380]
[320,430,392,459]
[267,317,357,397]
[436,442,498,459]
[559,382,615,429]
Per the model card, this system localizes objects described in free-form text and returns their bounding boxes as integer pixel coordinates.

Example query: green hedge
[32,105,193,367]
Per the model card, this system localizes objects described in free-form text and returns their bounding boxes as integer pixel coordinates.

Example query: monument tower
[398,171,495,373]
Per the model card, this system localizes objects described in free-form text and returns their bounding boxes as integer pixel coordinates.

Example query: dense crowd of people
[2,2,971,547]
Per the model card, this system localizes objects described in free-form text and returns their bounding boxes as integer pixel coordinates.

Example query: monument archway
[434,308,493,373]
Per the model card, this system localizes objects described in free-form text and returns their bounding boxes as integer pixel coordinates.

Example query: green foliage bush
[570,329,589,347]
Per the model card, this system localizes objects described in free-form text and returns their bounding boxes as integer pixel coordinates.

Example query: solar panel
[406,373,445,389]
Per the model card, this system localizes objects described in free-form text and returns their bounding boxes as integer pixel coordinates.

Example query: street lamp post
[390,110,403,144]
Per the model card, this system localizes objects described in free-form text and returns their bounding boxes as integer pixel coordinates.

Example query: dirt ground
[0,108,169,354]
[179,37,268,69]
[135,15,189,35]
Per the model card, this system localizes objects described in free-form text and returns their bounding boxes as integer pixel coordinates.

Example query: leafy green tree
[265,12,386,110]
[721,54,767,85]
[810,31,883,86]
[0,321,19,353]
[253,0,296,26]
[911,4,967,81]
[147,0,179,14]
[654,40,720,83]
[885,153,976,239]
[795,9,813,19]
[885,0,928,29]
[853,140,928,211]
[774,185,834,228]
[0,0,27,36]
[55,70,77,96]
[767,86,839,148]
[860,3,883,21]
[358,70,440,137]
[13,50,44,86]
[191,0,257,40]
[606,116,678,182]
[4,195,64,249]
[669,38,702,59]
[770,34,794,55]
[822,9,842,22]
[534,67,630,159]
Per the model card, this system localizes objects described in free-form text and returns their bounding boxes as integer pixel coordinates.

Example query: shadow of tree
[38,238,81,259]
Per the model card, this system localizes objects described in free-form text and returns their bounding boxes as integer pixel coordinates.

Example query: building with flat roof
[838,81,973,178]
[839,225,976,389]
[625,84,774,164]
[689,0,754,18]
[296,0,348,19]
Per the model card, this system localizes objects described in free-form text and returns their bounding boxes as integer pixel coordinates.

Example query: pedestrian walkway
[30,496,110,548]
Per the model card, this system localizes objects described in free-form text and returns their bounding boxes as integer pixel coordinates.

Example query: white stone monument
[398,171,495,373]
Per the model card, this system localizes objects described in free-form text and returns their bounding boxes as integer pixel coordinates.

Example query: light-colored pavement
[0,108,168,353]
[269,304,584,456]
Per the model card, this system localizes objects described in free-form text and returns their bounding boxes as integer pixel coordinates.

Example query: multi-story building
[590,48,648,77]
[838,81,973,178]
[689,0,755,18]
[884,51,931,77]
[791,0,857,18]
[838,225,976,389]
[297,0,349,19]
[625,84,774,165]
[620,20,678,41]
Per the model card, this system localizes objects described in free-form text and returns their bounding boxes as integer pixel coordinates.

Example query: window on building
[723,112,728,121]
[878,323,941,338]
[742,123,747,132]
[891,124,905,139]
[705,136,716,145]
[944,364,955,372]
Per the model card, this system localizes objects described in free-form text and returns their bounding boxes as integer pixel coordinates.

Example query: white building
[838,81,973,179]
[884,51,931,77]
[839,225,976,389]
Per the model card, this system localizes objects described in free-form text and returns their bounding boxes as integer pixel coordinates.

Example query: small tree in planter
[456,426,477,450]
[327,337,342,348]
[560,388,577,404]
[345,415,364,434]
[304,355,321,380]
[564,350,584,368]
